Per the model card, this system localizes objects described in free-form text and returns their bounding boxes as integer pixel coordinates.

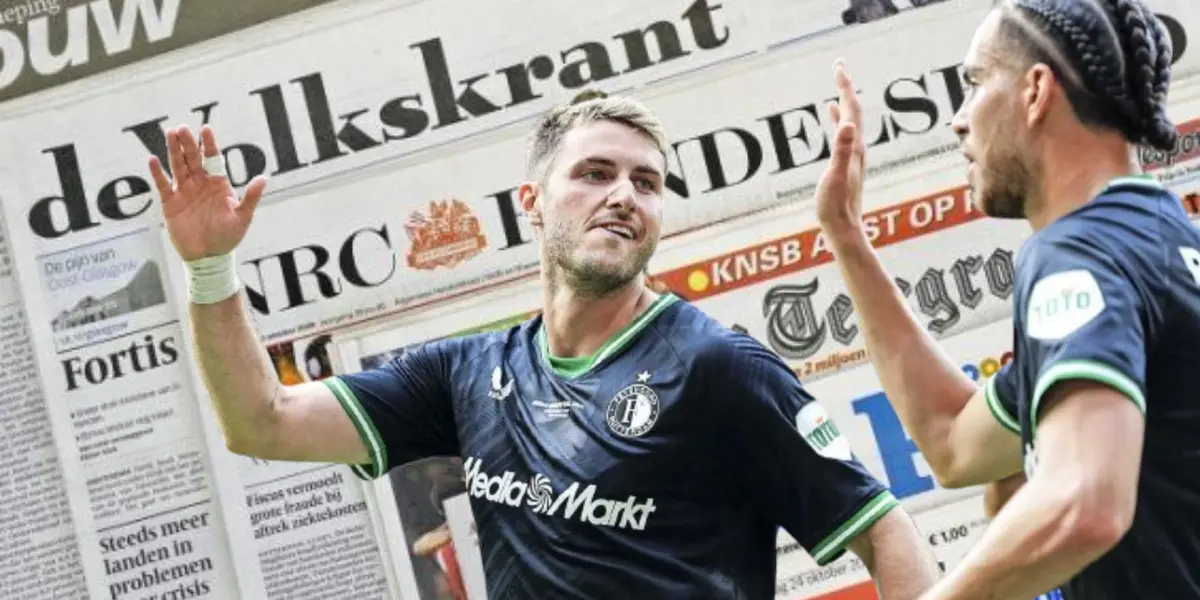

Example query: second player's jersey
[989,176,1200,599]
[326,293,897,599]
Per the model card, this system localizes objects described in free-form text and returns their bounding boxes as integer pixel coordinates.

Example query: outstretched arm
[923,213,1155,599]
[151,125,367,464]
[814,61,1021,486]
[849,508,941,600]
[920,382,1142,599]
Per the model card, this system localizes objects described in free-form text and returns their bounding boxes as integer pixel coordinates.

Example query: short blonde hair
[526,89,669,181]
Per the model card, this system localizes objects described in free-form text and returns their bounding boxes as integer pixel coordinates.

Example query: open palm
[149,125,267,261]
[815,60,867,236]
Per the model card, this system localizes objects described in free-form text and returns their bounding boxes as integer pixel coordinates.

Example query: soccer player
[813,0,1199,598]
[149,90,941,597]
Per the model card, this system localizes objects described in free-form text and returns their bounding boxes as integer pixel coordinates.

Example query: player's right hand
[815,60,867,240]
[149,124,267,261]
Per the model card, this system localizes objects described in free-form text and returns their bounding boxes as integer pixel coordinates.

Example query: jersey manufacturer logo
[605,371,660,437]
[1025,269,1106,340]
[463,457,657,531]
[794,402,853,461]
[488,366,513,401]
[403,199,488,270]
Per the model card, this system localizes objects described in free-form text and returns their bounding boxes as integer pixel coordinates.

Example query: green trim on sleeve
[323,377,389,480]
[810,490,900,566]
[1031,360,1146,435]
[985,377,1020,435]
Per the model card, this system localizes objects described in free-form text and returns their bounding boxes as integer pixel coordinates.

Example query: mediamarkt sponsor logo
[463,457,656,531]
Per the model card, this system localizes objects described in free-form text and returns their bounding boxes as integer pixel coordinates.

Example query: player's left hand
[815,60,867,240]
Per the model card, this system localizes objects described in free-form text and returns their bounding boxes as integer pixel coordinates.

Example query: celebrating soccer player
[815,0,1200,598]
[150,87,941,596]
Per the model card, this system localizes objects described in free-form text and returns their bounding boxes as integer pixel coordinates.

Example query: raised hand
[149,125,268,261]
[815,60,867,238]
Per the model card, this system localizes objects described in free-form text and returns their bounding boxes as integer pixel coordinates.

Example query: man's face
[526,120,665,296]
[952,9,1039,219]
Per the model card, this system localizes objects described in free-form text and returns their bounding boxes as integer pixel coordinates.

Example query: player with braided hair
[815,0,1199,597]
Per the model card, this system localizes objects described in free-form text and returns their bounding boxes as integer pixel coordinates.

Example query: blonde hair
[526,89,669,181]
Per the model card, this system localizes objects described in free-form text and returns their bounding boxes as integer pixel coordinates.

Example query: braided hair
[996,0,1177,150]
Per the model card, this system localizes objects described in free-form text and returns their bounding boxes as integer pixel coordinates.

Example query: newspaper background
[0,211,88,599]
[0,0,351,102]
[0,0,1196,598]
[175,0,1026,353]
[7,215,241,600]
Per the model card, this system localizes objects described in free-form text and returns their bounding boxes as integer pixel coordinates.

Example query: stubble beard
[545,224,656,298]
[979,145,1037,220]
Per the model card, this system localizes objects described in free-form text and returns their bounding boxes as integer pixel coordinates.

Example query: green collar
[537,293,678,379]
[1103,174,1163,192]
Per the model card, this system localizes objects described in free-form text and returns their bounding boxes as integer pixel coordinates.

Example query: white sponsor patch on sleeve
[795,402,853,461]
[1025,269,1106,340]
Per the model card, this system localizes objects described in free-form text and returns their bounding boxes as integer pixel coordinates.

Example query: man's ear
[1023,64,1056,129]
[520,181,543,227]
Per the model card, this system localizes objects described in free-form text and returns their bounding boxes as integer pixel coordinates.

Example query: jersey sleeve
[1017,229,1156,435]
[322,341,460,480]
[712,334,897,566]
[985,361,1021,435]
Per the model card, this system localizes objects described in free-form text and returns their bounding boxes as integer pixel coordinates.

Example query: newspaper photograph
[372,456,475,600]
[39,228,172,355]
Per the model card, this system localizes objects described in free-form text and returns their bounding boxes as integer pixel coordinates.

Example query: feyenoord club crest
[605,371,660,438]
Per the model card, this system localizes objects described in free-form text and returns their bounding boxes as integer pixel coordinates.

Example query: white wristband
[185,252,241,304]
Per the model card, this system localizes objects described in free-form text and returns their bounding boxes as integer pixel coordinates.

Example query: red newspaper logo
[405,199,489,270]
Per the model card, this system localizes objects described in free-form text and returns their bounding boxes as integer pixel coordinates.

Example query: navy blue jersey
[987,176,1200,599]
[325,293,897,599]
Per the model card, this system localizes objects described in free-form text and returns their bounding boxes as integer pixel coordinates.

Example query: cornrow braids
[1102,0,1177,150]
[998,0,1177,151]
